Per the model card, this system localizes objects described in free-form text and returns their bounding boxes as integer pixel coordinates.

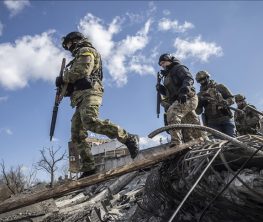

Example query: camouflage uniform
[196,79,235,137]
[63,40,130,172]
[157,58,204,146]
[234,95,261,136]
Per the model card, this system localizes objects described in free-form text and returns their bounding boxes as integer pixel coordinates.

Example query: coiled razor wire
[148,124,263,222]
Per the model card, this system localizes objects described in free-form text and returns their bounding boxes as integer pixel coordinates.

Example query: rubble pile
[0,169,152,222]
[131,135,263,222]
[1,135,263,222]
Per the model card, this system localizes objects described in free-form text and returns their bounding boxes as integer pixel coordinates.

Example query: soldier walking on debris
[195,71,236,137]
[234,94,261,136]
[56,32,139,178]
[156,53,206,147]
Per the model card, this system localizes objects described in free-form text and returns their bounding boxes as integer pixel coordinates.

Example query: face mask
[237,101,246,109]
[198,78,208,86]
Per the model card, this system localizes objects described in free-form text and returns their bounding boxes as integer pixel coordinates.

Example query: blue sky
[1,1,263,180]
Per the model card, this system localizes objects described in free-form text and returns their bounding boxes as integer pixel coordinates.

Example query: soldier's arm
[217,84,234,106]
[245,106,261,126]
[63,48,95,83]
[175,66,195,93]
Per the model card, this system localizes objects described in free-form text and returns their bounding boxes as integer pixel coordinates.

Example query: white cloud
[107,19,152,86]
[163,10,171,16]
[128,51,158,76]
[4,0,30,17]
[158,18,194,33]
[147,2,157,16]
[139,134,168,149]
[0,30,68,90]
[79,13,153,87]
[125,12,144,24]
[0,128,13,135]
[0,21,3,36]
[0,96,8,102]
[173,36,223,62]
[79,13,122,58]
[129,63,155,76]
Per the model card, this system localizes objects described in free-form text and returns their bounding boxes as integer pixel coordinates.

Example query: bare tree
[35,146,66,187]
[0,160,25,194]
[24,164,37,189]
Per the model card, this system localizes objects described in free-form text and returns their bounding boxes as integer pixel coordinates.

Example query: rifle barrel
[247,105,263,117]
[49,58,66,141]
[50,105,58,141]
[156,72,161,118]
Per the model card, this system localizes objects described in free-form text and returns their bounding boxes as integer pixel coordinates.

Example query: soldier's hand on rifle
[156,84,166,95]
[178,94,187,104]
[55,76,64,87]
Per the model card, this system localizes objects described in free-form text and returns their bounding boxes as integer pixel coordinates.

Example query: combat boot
[124,134,139,159]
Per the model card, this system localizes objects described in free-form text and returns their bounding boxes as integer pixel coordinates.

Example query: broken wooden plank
[59,171,138,213]
[0,139,203,214]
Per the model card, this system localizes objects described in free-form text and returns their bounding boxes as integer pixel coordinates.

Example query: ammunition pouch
[64,83,74,97]
[73,77,92,91]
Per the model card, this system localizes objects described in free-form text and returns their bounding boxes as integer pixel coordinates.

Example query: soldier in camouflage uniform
[57,32,139,178]
[156,53,205,147]
[234,94,261,136]
[195,71,235,137]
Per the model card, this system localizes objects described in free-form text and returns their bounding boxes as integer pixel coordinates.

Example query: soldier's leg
[221,120,236,137]
[167,95,199,146]
[167,103,187,146]
[78,93,139,159]
[182,111,204,142]
[71,109,95,173]
[79,104,129,143]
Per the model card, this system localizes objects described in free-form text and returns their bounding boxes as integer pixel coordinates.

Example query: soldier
[57,32,139,178]
[195,71,235,137]
[156,53,205,147]
[234,94,261,135]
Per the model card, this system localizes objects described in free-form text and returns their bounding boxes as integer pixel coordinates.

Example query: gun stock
[49,58,66,141]
[157,72,161,118]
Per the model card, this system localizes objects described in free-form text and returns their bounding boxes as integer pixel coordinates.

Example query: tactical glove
[178,94,187,104]
[179,86,190,94]
[56,76,64,87]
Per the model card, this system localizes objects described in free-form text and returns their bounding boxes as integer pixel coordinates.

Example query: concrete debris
[1,135,263,221]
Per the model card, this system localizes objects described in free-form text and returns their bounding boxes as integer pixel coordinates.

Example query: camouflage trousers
[167,95,204,146]
[71,90,129,172]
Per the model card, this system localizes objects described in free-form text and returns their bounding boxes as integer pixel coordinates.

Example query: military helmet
[195,70,210,82]
[158,53,174,65]
[235,94,246,102]
[62,31,85,50]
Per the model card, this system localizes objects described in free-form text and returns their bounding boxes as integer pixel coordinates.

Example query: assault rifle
[49,58,66,141]
[245,105,263,117]
[200,95,242,113]
[156,71,162,118]
[201,95,263,117]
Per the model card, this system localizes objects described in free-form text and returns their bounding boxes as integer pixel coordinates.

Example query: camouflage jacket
[63,44,103,107]
[234,104,261,135]
[196,80,234,124]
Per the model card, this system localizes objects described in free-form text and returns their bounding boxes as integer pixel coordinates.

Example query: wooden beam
[0,139,203,214]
